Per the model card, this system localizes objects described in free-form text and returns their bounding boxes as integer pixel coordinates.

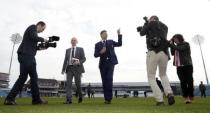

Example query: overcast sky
[0,0,210,87]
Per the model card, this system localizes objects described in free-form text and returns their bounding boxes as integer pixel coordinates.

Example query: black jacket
[170,42,193,66]
[17,25,44,56]
[199,84,206,91]
[140,21,168,54]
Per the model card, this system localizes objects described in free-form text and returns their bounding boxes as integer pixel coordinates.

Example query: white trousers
[146,51,173,102]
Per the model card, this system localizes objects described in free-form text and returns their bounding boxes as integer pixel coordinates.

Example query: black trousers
[99,61,115,101]
[177,65,194,98]
[201,91,206,98]
[6,54,40,102]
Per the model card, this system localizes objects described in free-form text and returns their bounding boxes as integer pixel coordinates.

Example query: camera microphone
[143,16,148,23]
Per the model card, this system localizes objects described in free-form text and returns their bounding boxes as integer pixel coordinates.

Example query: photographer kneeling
[4,21,49,105]
[137,16,175,106]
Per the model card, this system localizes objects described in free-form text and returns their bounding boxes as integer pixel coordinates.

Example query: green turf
[0,96,209,113]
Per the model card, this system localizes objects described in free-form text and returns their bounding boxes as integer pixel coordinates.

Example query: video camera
[136,16,149,32]
[37,36,60,49]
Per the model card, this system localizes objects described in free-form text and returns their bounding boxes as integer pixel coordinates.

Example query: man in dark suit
[199,81,206,98]
[62,37,86,104]
[94,29,122,104]
[87,83,92,98]
[4,21,48,105]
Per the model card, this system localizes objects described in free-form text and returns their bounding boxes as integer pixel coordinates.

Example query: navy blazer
[94,35,122,65]
[17,25,44,56]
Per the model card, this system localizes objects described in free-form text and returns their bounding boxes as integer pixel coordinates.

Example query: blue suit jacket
[94,35,122,65]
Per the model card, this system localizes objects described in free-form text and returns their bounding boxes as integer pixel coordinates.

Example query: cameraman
[4,21,48,105]
[138,16,175,106]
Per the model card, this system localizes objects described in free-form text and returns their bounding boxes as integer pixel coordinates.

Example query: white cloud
[0,0,210,87]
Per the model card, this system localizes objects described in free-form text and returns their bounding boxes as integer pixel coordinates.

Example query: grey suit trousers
[66,66,82,101]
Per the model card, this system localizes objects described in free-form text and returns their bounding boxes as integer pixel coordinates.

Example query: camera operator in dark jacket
[139,16,168,55]
[169,34,194,104]
[138,15,175,106]
[4,21,48,105]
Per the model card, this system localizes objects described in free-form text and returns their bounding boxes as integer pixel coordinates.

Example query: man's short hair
[100,30,107,35]
[172,34,184,42]
[36,21,46,26]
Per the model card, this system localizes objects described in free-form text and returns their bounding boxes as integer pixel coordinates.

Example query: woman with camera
[169,34,194,104]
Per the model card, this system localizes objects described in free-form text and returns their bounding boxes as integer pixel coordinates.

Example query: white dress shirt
[69,46,77,65]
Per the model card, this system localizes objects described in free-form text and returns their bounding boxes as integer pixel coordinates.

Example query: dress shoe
[32,99,48,105]
[167,94,175,105]
[104,100,111,104]
[63,101,72,104]
[78,98,82,103]
[185,100,191,104]
[4,99,16,105]
[184,97,192,104]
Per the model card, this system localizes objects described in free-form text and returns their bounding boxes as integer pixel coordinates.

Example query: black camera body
[37,36,60,49]
[136,26,143,32]
[137,16,148,32]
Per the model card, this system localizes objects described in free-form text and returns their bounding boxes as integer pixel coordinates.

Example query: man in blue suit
[94,29,122,104]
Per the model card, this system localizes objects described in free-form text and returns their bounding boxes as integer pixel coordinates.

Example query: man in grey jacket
[62,37,86,104]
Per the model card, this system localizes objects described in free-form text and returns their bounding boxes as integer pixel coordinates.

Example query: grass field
[0,96,209,113]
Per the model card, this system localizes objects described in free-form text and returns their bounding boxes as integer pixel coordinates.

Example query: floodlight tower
[9,33,22,74]
[193,34,209,85]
